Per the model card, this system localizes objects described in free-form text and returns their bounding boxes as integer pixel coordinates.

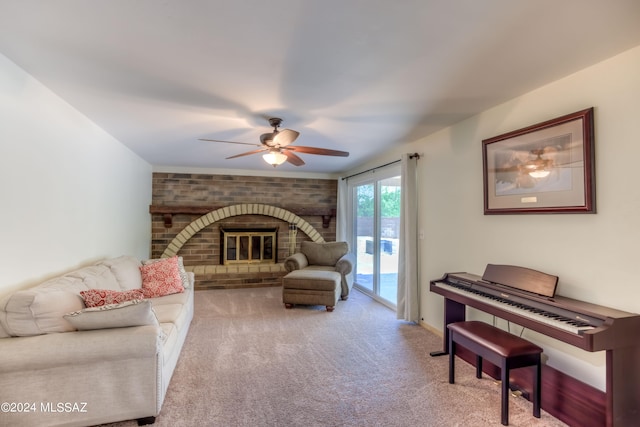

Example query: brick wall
[151,173,338,289]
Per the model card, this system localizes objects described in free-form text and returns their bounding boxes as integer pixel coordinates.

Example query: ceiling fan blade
[554,161,584,168]
[272,129,300,147]
[283,150,305,166]
[259,132,276,146]
[286,146,349,157]
[226,148,267,159]
[199,138,260,147]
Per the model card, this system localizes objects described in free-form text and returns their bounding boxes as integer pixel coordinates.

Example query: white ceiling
[2,1,640,174]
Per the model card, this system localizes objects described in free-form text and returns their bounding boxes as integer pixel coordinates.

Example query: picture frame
[482,108,595,214]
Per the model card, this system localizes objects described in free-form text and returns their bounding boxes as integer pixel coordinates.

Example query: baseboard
[419,320,442,337]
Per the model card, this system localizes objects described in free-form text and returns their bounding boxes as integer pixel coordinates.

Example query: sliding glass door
[351,166,401,306]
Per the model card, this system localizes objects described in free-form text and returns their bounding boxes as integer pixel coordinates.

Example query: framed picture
[482,108,595,214]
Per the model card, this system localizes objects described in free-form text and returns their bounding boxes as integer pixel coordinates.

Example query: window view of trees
[357,185,401,217]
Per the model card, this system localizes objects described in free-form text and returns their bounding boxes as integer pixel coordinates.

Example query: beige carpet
[102,287,567,427]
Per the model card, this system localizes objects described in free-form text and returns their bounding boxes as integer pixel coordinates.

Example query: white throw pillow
[63,299,159,330]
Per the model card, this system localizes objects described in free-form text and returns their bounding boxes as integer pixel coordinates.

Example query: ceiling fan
[199,117,349,167]
[494,144,584,184]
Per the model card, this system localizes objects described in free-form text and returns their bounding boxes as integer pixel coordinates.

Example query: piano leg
[607,345,640,427]
[430,298,466,357]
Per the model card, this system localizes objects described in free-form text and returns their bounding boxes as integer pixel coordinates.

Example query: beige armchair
[284,241,355,299]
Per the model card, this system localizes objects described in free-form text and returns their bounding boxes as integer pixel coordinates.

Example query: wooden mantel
[149,205,336,228]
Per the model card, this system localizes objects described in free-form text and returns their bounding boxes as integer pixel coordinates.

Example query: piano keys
[434,279,599,335]
[430,264,640,427]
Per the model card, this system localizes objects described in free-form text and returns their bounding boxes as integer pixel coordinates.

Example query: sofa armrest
[335,252,355,276]
[284,253,309,272]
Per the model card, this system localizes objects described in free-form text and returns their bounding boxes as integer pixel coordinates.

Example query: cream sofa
[0,255,194,427]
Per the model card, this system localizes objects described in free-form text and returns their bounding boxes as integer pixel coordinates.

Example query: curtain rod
[341,153,420,181]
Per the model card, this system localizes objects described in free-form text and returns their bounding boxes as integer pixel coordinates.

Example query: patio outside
[355,236,399,304]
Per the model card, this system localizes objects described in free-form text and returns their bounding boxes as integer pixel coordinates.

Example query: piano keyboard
[434,281,596,335]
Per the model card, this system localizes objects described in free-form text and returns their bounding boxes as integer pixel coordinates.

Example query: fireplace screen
[221,228,277,265]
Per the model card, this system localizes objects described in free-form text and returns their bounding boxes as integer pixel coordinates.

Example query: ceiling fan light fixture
[528,169,551,178]
[263,151,287,167]
[524,149,552,178]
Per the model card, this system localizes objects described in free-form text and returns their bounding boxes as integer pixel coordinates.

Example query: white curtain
[397,153,419,322]
[336,177,348,242]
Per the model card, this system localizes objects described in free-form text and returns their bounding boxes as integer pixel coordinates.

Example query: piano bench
[447,321,543,426]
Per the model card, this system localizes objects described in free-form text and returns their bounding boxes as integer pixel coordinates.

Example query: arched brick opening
[161,203,325,258]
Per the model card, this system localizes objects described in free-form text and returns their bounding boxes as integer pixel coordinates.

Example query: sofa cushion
[97,255,143,290]
[63,299,159,330]
[0,281,85,336]
[80,288,145,308]
[160,322,175,341]
[66,265,121,291]
[34,273,90,294]
[140,256,184,298]
[0,322,8,338]
[152,303,184,324]
[301,241,348,266]
[150,291,191,306]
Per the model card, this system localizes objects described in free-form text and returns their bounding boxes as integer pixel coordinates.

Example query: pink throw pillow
[80,289,145,308]
[140,256,185,298]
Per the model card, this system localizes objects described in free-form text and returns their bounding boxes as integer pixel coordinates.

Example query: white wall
[0,53,152,295]
[347,44,640,391]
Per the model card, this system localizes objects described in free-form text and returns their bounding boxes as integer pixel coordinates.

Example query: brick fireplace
[150,173,338,290]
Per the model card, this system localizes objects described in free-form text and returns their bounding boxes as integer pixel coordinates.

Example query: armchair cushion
[300,241,348,266]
